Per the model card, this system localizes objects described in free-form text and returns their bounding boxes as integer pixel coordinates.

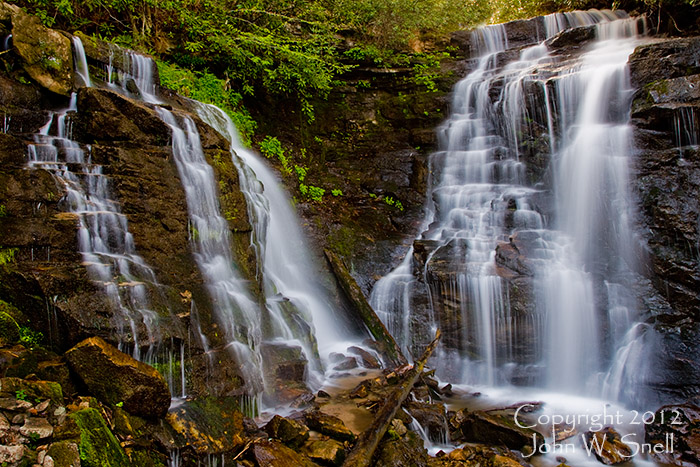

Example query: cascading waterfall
[194,104,358,390]
[72,37,91,88]
[26,96,162,361]
[156,107,266,398]
[371,10,648,402]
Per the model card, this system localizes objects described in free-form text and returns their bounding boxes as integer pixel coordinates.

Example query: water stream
[370,10,654,461]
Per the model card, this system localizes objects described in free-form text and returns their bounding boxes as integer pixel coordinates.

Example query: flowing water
[370,7,650,433]
[26,96,163,361]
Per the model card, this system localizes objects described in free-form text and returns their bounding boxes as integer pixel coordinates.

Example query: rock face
[645,403,700,466]
[628,37,700,405]
[65,337,170,418]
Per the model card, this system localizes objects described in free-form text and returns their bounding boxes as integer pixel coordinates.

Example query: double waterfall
[371,10,650,406]
[29,9,659,431]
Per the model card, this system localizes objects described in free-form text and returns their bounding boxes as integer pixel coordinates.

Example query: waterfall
[72,37,91,88]
[194,103,361,389]
[370,11,648,400]
[26,96,162,361]
[156,108,266,397]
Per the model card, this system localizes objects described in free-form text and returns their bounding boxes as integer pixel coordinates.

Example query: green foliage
[260,136,291,174]
[15,389,27,401]
[384,195,404,211]
[412,52,450,92]
[157,60,256,145]
[19,326,43,348]
[0,205,6,217]
[331,189,343,196]
[294,165,308,182]
[0,248,18,266]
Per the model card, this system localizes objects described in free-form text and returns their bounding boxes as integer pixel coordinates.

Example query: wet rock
[165,396,245,455]
[10,6,73,95]
[461,410,544,452]
[347,346,381,369]
[545,25,596,50]
[65,337,170,418]
[265,415,309,448]
[74,87,170,146]
[405,401,448,442]
[261,342,308,383]
[390,418,407,437]
[629,37,700,90]
[0,397,32,411]
[645,403,700,466]
[374,430,429,467]
[305,409,355,442]
[582,427,633,465]
[304,439,346,466]
[333,356,358,371]
[250,439,317,467]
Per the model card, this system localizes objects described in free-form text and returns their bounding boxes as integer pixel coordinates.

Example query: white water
[194,103,362,391]
[26,96,162,361]
[72,37,92,88]
[156,107,266,397]
[371,11,647,401]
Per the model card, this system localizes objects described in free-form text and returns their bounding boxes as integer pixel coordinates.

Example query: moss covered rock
[65,337,170,418]
[46,441,81,467]
[0,311,20,346]
[0,377,63,404]
[10,5,73,95]
[249,439,317,467]
[71,408,131,467]
[165,396,245,455]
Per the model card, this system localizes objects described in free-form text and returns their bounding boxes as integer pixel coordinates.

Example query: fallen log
[324,249,407,367]
[342,330,441,467]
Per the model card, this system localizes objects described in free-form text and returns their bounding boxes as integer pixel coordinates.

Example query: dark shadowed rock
[461,410,544,452]
[374,430,430,467]
[65,337,170,418]
[645,403,700,466]
[265,414,310,448]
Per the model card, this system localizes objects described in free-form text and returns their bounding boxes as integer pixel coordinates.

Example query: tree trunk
[342,330,441,467]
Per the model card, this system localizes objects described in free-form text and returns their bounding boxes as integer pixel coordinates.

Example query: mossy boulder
[0,311,20,346]
[304,409,355,442]
[0,377,63,404]
[46,441,81,467]
[264,414,309,448]
[70,408,131,467]
[10,5,73,95]
[65,337,170,418]
[165,396,245,455]
[304,439,346,466]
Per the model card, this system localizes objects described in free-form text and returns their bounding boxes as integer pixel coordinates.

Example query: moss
[70,408,131,467]
[0,310,20,345]
[0,377,63,404]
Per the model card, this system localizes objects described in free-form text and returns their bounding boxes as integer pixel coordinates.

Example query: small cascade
[2,33,11,51]
[156,107,266,398]
[673,106,699,157]
[72,36,92,88]
[370,11,649,402]
[109,50,160,104]
[193,104,359,392]
[26,96,164,360]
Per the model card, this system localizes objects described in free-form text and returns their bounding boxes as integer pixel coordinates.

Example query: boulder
[65,337,170,418]
[305,409,356,442]
[264,414,309,448]
[70,408,130,467]
[347,346,381,369]
[374,430,429,467]
[645,403,700,466]
[0,377,63,404]
[0,311,20,346]
[165,396,245,455]
[304,439,346,466]
[250,439,317,467]
[46,441,82,467]
[582,427,633,465]
[10,6,73,95]
[461,410,544,452]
